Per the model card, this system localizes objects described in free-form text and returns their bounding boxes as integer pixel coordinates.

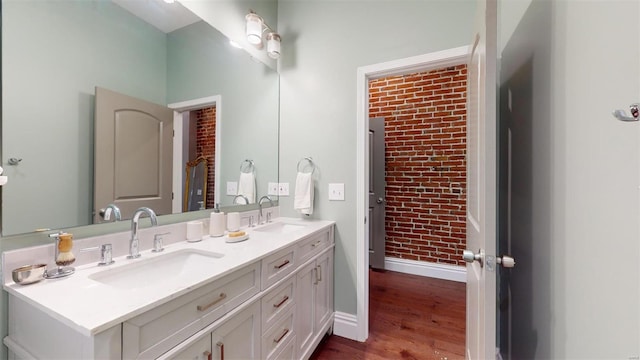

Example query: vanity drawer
[123,262,260,359]
[269,334,296,360]
[261,276,296,332]
[297,230,331,265]
[261,245,296,290]
[262,306,295,360]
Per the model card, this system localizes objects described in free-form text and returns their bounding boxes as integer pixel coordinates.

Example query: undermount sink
[254,221,307,234]
[88,249,224,290]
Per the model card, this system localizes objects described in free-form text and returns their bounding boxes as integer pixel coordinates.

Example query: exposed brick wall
[369,65,467,266]
[195,106,216,209]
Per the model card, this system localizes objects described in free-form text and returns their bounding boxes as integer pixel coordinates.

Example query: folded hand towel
[237,172,255,204]
[294,172,314,215]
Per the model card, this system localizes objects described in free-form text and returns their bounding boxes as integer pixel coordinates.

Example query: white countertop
[3,217,334,337]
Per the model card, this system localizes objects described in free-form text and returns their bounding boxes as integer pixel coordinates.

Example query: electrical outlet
[278,182,289,196]
[268,182,279,196]
[328,183,345,201]
[226,181,238,195]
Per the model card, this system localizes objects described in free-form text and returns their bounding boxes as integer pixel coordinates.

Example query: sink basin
[89,249,224,290]
[254,221,307,234]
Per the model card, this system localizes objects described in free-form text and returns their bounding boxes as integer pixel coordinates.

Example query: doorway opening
[353,46,469,342]
[368,65,468,270]
[169,95,222,214]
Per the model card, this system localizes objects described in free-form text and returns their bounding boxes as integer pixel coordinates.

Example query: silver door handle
[376,197,384,204]
[463,249,483,266]
[612,103,639,121]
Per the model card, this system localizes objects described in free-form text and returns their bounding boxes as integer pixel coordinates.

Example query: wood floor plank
[310,269,465,359]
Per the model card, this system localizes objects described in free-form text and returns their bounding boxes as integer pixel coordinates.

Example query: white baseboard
[383,257,466,283]
[332,312,359,341]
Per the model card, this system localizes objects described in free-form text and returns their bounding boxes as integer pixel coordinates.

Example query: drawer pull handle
[274,259,290,269]
[317,264,322,282]
[197,293,227,311]
[217,342,224,360]
[203,351,212,360]
[273,295,289,308]
[313,267,318,285]
[274,328,289,344]
[311,240,322,247]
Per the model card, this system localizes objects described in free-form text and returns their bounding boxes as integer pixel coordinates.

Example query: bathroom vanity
[2,217,335,360]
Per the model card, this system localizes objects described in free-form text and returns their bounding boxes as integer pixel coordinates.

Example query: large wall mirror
[1,0,280,237]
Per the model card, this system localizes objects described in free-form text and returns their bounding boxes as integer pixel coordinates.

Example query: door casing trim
[168,95,222,214]
[351,46,469,342]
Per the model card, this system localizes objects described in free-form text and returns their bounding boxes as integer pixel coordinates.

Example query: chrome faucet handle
[99,244,114,266]
[152,232,170,253]
[266,212,272,223]
[80,243,114,266]
[248,215,255,228]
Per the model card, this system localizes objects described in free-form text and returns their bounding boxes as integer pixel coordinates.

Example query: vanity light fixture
[245,10,282,59]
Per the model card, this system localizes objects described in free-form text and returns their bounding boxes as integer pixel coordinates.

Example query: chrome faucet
[128,207,158,259]
[258,195,274,224]
[233,194,249,205]
[102,204,122,222]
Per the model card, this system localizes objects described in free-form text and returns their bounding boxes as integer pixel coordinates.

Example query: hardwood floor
[310,269,466,360]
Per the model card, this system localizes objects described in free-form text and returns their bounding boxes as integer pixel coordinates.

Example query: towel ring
[297,157,316,174]
[240,159,255,174]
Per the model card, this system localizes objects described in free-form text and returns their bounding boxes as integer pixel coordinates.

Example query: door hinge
[172,192,174,200]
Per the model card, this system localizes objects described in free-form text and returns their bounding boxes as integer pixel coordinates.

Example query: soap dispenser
[209,203,225,237]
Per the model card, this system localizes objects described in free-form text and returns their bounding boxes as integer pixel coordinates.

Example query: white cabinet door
[295,261,316,356]
[168,334,212,360]
[314,251,333,332]
[295,249,335,358]
[211,302,261,360]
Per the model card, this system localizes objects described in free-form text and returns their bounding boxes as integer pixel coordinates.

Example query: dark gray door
[369,117,386,269]
[498,2,551,358]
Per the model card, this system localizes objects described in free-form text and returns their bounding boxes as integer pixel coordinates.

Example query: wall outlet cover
[278,182,290,196]
[268,182,279,196]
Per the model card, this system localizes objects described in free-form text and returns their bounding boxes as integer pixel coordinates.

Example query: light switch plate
[226,181,238,195]
[328,183,345,201]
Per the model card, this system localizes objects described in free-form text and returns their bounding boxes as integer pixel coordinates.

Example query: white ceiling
[111,0,201,33]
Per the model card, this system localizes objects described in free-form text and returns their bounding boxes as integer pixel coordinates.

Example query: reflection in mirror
[235,159,257,204]
[1,0,279,236]
[184,156,208,212]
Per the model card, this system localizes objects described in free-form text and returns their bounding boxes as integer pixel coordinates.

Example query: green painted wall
[277,0,476,317]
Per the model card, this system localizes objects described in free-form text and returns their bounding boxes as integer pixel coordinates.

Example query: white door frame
[354,46,469,341]
[168,95,222,213]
